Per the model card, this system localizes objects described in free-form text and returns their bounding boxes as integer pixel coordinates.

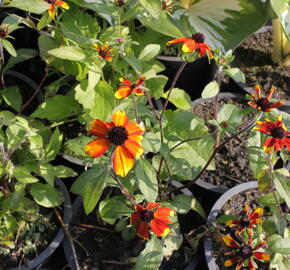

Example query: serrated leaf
[135,235,163,270]
[83,168,110,215]
[201,81,219,98]
[163,88,192,109]
[30,183,64,208]
[2,39,17,57]
[224,68,245,83]
[1,86,22,112]
[53,166,77,178]
[135,159,158,202]
[31,94,80,122]
[7,0,49,14]
[48,46,86,61]
[138,44,161,62]
[99,196,132,225]
[4,49,38,71]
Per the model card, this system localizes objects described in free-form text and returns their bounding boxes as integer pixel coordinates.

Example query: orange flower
[115,77,145,99]
[223,230,269,269]
[84,111,144,177]
[131,202,174,240]
[226,205,264,233]
[167,32,213,58]
[45,0,69,19]
[248,85,284,112]
[253,115,290,153]
[161,0,174,12]
[93,44,113,62]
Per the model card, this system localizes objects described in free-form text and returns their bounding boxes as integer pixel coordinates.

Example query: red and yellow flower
[93,44,113,62]
[223,230,269,270]
[248,85,284,112]
[131,202,174,240]
[226,205,264,233]
[167,32,213,58]
[115,77,145,99]
[161,0,174,12]
[84,111,144,177]
[45,0,69,19]
[253,115,290,153]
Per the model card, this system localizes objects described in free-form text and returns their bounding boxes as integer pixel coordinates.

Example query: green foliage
[1,86,22,112]
[201,81,219,98]
[7,0,49,14]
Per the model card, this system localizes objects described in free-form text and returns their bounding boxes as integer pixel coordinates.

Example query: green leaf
[16,197,40,221]
[48,46,86,61]
[39,163,55,186]
[83,168,110,215]
[138,44,161,62]
[45,128,63,161]
[1,86,22,112]
[13,167,39,184]
[269,238,290,255]
[30,183,64,208]
[4,215,18,234]
[274,174,290,208]
[75,80,115,121]
[64,136,92,158]
[7,0,49,14]
[122,55,142,73]
[258,192,284,206]
[37,12,52,30]
[135,235,163,270]
[135,159,158,202]
[145,75,168,98]
[4,49,38,71]
[201,81,219,98]
[218,104,243,124]
[215,215,239,224]
[53,166,77,178]
[2,39,17,57]
[99,196,132,225]
[224,68,245,83]
[163,88,192,109]
[139,0,162,19]
[28,135,44,158]
[31,94,80,122]
[142,132,161,153]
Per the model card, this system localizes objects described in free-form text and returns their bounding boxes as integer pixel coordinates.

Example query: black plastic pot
[9,178,72,270]
[157,55,217,100]
[204,181,258,270]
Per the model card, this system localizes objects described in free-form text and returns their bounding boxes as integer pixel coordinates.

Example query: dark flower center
[0,30,6,39]
[130,83,136,89]
[115,0,125,7]
[240,216,250,227]
[107,126,128,145]
[191,33,205,43]
[46,0,57,4]
[240,245,253,259]
[256,98,270,111]
[271,127,285,139]
[99,49,108,58]
[141,209,154,223]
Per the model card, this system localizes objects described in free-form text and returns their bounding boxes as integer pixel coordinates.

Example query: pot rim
[9,178,72,270]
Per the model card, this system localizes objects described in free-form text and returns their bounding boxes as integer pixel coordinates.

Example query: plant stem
[20,68,48,113]
[144,90,160,121]
[110,172,137,207]
[132,94,140,123]
[267,153,284,216]
[0,39,5,89]
[172,118,256,192]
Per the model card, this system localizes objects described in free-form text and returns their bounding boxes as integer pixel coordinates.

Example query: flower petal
[182,39,197,53]
[167,37,187,45]
[112,111,129,126]
[150,218,170,237]
[132,88,144,96]
[48,4,56,19]
[115,86,132,99]
[125,121,144,136]
[269,101,285,109]
[124,139,143,159]
[255,85,262,99]
[154,207,173,223]
[136,221,150,240]
[88,119,112,137]
[119,77,131,87]
[146,202,161,210]
[136,77,145,86]
[248,101,258,109]
[224,257,241,267]
[263,137,277,153]
[253,252,270,261]
[249,258,255,270]
[84,138,110,158]
[226,219,240,227]
[266,87,275,100]
[55,0,69,9]
[223,235,241,249]
[131,211,141,225]
[112,145,134,177]
[249,207,264,220]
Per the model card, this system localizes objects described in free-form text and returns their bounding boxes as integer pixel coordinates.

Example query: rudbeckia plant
[0,0,289,269]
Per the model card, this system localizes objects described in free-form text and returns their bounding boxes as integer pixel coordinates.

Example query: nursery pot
[204,181,258,270]
[157,55,217,100]
[9,178,72,270]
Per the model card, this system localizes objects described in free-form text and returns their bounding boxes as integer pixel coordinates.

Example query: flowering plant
[0,0,289,268]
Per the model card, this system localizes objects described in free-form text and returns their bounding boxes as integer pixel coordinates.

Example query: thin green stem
[132,94,140,123]
[0,39,5,89]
